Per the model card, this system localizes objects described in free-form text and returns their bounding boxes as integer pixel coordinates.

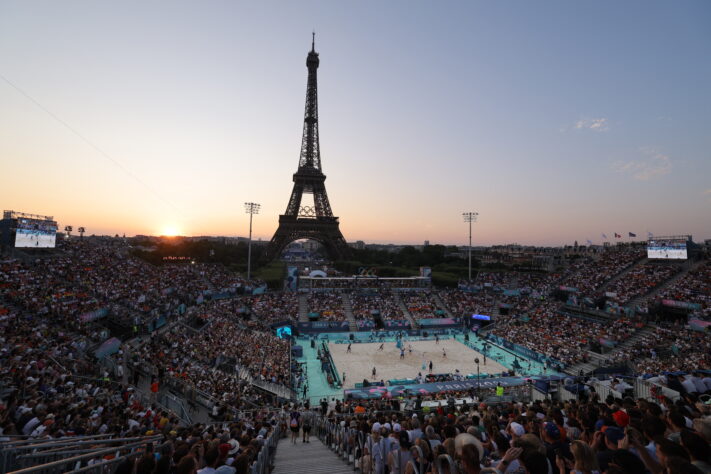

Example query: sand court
[329,338,509,388]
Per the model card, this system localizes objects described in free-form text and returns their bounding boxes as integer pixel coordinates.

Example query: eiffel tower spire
[298,30,321,171]
[265,37,350,262]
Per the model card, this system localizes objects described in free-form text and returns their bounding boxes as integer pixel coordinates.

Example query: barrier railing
[251,424,281,474]
[3,434,163,474]
[159,392,193,425]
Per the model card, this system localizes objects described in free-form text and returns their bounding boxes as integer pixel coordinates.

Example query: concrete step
[598,257,648,293]
[432,293,454,318]
[272,436,353,474]
[341,293,358,332]
[298,293,309,323]
[395,292,419,329]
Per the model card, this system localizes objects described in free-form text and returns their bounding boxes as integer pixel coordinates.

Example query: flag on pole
[614,233,621,238]
[602,233,608,239]
[628,232,636,237]
[586,239,593,246]
[647,231,653,238]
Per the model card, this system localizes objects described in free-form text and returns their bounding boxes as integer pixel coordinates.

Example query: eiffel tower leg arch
[264,216,350,262]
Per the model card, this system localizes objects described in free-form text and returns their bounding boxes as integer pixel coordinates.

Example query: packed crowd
[248,292,299,324]
[107,415,280,474]
[490,303,643,367]
[130,299,291,410]
[1,238,257,333]
[312,390,711,474]
[655,261,711,317]
[560,246,646,298]
[307,292,346,321]
[614,322,711,376]
[401,291,442,320]
[349,291,405,321]
[0,293,197,454]
[607,263,680,304]
[438,290,500,318]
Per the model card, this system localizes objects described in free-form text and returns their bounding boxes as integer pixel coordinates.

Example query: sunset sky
[1,1,709,246]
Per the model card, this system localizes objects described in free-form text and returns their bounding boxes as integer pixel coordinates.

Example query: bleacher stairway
[566,325,657,376]
[432,292,454,318]
[598,257,648,293]
[394,292,419,329]
[298,293,309,322]
[272,438,352,474]
[627,258,705,309]
[340,293,358,331]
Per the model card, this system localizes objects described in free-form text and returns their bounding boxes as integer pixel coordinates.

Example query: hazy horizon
[2,1,710,247]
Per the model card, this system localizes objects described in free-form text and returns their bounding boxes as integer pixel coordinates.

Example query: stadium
[2,222,710,474]
[2,9,711,474]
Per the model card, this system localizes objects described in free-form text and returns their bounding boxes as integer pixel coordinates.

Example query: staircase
[432,292,454,318]
[340,293,358,331]
[252,379,296,400]
[298,293,309,322]
[627,259,704,310]
[565,325,657,376]
[566,360,599,376]
[598,257,648,293]
[395,292,419,329]
[609,325,656,356]
[272,437,352,474]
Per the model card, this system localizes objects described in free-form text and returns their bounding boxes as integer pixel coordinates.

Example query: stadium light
[244,202,261,281]
[78,227,85,239]
[64,225,73,238]
[462,212,478,282]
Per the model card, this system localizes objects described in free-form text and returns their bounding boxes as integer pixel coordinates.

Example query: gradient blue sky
[1,1,709,245]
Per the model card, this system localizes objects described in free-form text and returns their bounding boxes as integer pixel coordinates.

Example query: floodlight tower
[244,202,261,281]
[462,212,478,282]
[64,225,73,238]
[78,227,86,239]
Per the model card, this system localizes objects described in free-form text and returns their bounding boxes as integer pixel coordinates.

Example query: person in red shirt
[150,379,159,402]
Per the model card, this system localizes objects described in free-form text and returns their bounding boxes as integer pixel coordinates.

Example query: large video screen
[15,218,57,248]
[647,239,687,260]
[275,325,292,339]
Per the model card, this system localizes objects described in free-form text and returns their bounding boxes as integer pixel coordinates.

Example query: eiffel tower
[264,35,350,261]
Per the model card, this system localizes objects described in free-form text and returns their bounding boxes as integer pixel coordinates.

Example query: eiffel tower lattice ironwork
[265,35,350,261]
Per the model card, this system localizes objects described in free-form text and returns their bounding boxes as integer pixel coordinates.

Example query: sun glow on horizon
[160,226,181,237]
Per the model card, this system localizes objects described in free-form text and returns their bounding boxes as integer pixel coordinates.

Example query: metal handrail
[251,424,281,474]
[0,434,116,449]
[6,435,162,474]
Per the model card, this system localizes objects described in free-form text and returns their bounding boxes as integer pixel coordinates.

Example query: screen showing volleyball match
[15,217,57,248]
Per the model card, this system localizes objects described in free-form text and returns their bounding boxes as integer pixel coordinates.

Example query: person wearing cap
[541,421,570,470]
[453,433,484,474]
[507,421,526,441]
[592,426,624,471]
[612,410,630,429]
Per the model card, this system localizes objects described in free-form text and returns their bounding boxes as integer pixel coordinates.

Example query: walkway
[272,437,352,474]
[295,336,342,404]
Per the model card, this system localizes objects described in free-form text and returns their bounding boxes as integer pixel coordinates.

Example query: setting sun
[160,226,181,237]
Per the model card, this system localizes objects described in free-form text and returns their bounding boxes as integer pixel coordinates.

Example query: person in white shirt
[702,374,711,392]
[691,372,709,393]
[681,375,698,394]
[22,416,41,436]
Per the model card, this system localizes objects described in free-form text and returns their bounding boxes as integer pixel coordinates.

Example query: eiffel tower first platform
[264,35,351,261]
